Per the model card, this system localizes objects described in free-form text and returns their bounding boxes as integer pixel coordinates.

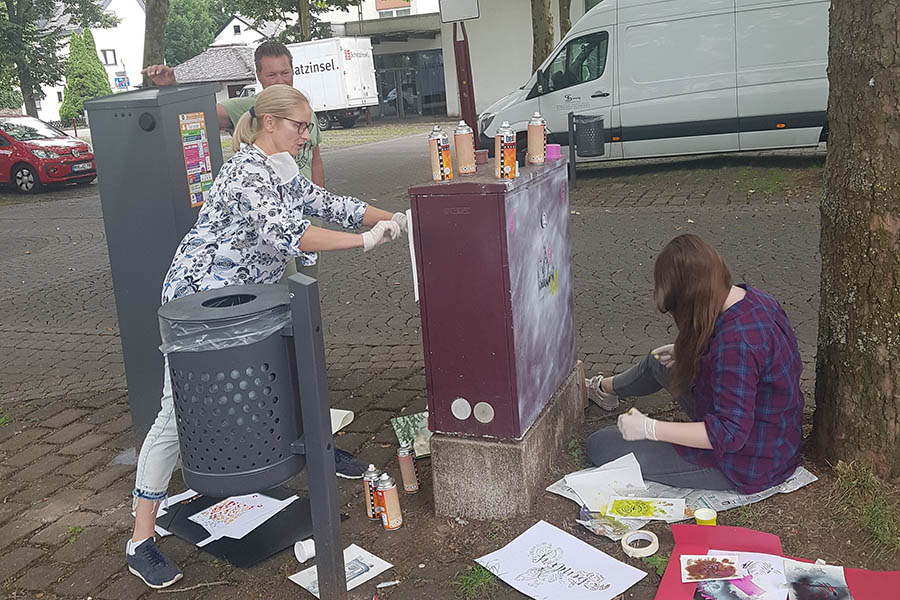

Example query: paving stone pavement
[0,135,826,599]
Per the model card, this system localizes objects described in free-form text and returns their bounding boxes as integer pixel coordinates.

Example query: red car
[0,115,96,193]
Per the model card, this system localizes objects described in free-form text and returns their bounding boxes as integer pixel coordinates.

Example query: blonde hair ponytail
[232,84,310,152]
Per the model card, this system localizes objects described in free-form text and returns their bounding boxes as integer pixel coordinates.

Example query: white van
[478,0,829,161]
[240,37,378,130]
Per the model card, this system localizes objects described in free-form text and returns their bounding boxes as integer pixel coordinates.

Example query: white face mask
[266,151,299,185]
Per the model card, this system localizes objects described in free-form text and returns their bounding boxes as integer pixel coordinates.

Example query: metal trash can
[158,284,305,497]
[571,114,606,157]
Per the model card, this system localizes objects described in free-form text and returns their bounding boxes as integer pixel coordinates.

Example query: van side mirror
[536,69,544,94]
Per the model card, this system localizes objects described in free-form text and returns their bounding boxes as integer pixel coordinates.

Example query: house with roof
[34,0,145,122]
[211,14,292,48]
[172,45,257,103]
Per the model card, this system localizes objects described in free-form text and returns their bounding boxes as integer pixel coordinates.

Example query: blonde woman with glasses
[126,84,406,589]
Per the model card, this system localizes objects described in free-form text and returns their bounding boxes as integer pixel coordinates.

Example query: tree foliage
[166,0,212,65]
[59,30,112,121]
[223,0,360,43]
[0,0,115,116]
[0,65,24,110]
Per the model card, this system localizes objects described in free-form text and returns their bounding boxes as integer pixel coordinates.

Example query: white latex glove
[617,408,657,441]
[651,343,675,367]
[361,220,401,252]
[391,211,408,234]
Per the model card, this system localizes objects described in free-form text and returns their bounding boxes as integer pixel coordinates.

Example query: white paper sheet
[475,520,646,600]
[289,544,392,598]
[406,208,419,303]
[330,408,353,434]
[188,493,297,546]
[561,453,647,512]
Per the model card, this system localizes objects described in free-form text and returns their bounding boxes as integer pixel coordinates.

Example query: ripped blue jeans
[132,357,180,506]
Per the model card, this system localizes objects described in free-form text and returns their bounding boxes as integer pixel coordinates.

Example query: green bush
[59,30,112,121]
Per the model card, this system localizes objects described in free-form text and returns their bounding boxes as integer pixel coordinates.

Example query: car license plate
[72,161,92,172]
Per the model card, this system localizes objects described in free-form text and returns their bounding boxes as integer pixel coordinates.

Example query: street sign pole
[453,21,477,133]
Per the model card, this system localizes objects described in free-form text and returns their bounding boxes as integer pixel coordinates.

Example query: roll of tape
[621,530,660,558]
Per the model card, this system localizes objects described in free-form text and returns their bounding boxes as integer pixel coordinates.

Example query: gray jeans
[585,352,734,490]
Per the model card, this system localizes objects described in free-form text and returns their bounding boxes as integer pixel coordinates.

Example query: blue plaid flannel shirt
[675,285,805,493]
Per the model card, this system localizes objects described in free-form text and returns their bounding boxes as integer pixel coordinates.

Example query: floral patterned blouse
[161,144,368,304]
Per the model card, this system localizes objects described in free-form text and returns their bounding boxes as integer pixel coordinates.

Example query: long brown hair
[654,235,733,395]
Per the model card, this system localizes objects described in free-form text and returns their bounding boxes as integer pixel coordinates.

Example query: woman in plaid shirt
[585,234,804,494]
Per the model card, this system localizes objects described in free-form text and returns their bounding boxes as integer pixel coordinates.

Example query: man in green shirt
[144,41,325,277]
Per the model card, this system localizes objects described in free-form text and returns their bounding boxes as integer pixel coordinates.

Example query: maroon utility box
[409,159,575,440]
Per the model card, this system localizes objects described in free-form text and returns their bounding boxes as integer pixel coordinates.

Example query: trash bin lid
[85,83,220,110]
[158,283,290,324]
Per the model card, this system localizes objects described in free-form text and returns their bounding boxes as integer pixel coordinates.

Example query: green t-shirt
[221,95,322,181]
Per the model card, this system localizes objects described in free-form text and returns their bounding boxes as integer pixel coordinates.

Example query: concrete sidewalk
[0,137,826,599]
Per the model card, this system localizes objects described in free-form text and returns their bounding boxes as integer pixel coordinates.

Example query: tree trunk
[16,62,37,117]
[814,0,900,480]
[142,0,170,87]
[530,0,553,73]
[298,0,311,42]
[559,0,572,39]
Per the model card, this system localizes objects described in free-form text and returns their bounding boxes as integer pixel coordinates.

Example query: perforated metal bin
[158,284,304,497]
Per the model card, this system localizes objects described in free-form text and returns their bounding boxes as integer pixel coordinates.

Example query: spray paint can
[397,445,420,494]
[428,125,453,182]
[454,121,476,176]
[527,112,547,165]
[494,120,516,179]
[375,473,403,530]
[363,464,382,521]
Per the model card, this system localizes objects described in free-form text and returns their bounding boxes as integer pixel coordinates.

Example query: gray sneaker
[334,447,368,479]
[126,538,183,589]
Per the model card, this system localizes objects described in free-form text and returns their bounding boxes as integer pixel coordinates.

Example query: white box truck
[478,0,829,161]
[241,37,378,130]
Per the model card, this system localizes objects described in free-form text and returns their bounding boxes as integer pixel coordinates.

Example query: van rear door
[735,0,828,150]
[617,0,739,158]
[538,28,622,160]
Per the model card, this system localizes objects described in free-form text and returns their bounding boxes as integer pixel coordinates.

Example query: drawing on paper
[680,555,744,583]
[192,497,260,529]
[784,559,853,600]
[514,542,612,592]
[391,411,431,458]
[606,496,685,520]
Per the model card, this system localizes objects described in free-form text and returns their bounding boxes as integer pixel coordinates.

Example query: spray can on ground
[527,112,547,165]
[428,125,453,182]
[375,473,403,530]
[397,445,420,494]
[494,120,516,179]
[454,121,476,176]
[363,464,382,521]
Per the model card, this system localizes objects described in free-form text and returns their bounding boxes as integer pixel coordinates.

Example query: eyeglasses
[280,116,313,135]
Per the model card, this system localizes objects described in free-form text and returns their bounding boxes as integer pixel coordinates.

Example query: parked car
[479,0,829,162]
[0,115,96,193]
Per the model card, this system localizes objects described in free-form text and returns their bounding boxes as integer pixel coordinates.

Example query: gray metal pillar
[85,84,223,435]
[288,274,347,600]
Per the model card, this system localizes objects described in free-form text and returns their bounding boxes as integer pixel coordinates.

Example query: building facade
[34,0,145,123]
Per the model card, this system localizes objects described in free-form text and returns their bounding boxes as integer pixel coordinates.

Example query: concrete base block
[431,366,584,520]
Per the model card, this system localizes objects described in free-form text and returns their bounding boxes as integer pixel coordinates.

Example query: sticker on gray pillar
[473,402,495,423]
[451,397,472,420]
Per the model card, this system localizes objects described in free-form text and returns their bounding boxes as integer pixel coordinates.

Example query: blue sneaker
[334,447,367,479]
[126,538,183,589]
